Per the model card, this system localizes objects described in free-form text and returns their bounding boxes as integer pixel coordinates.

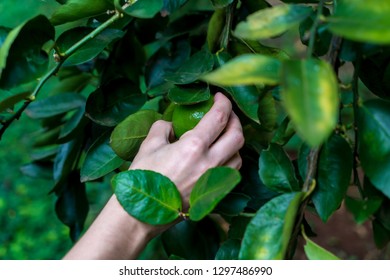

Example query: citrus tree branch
[0,3,132,140]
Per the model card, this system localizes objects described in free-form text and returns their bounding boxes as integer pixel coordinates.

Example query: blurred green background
[0,0,112,260]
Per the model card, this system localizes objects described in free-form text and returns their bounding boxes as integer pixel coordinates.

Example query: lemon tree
[1,0,390,260]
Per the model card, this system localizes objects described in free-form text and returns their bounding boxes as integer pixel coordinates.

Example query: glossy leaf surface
[189,167,241,221]
[113,170,182,225]
[110,110,161,160]
[259,143,300,193]
[357,100,390,198]
[202,54,281,86]
[234,4,312,40]
[239,192,303,259]
[281,58,339,147]
[328,0,390,44]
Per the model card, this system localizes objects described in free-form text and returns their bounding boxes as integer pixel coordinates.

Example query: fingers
[224,153,243,170]
[139,120,174,151]
[209,111,244,165]
[188,92,232,146]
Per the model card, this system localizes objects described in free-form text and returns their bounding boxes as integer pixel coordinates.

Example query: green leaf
[110,110,162,160]
[280,58,339,147]
[55,171,89,242]
[165,47,215,85]
[168,85,210,105]
[0,91,31,112]
[85,78,146,127]
[189,167,241,221]
[0,15,54,90]
[357,100,390,198]
[373,219,390,249]
[345,196,383,225]
[56,27,124,66]
[327,0,390,44]
[59,107,88,141]
[161,0,189,15]
[234,4,312,40]
[313,134,353,222]
[259,143,300,193]
[271,117,296,146]
[124,0,164,18]
[207,8,226,53]
[201,54,281,86]
[215,239,241,260]
[239,192,304,259]
[211,0,234,9]
[20,162,53,180]
[113,169,182,225]
[162,218,221,259]
[231,39,289,61]
[50,0,114,25]
[214,192,251,217]
[25,92,85,119]
[81,131,124,183]
[302,226,340,260]
[258,90,277,131]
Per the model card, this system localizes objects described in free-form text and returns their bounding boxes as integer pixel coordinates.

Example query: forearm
[63,195,159,260]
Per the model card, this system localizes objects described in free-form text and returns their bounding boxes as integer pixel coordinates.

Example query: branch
[0,3,132,140]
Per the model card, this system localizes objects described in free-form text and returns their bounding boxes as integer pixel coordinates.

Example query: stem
[307,0,326,58]
[0,4,132,140]
[352,57,364,198]
[221,1,236,50]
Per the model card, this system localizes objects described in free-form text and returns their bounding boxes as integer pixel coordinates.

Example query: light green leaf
[113,169,182,225]
[302,226,340,260]
[81,131,124,183]
[201,54,281,86]
[259,143,300,193]
[280,58,339,147]
[234,4,312,40]
[189,167,241,221]
[110,110,162,160]
[357,100,390,198]
[327,0,390,44]
[239,192,304,259]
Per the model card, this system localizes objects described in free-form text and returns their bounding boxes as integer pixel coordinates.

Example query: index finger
[189,92,232,146]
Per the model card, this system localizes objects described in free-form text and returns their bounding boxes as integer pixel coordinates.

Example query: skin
[63,92,244,260]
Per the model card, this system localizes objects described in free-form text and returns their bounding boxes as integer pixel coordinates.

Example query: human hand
[129,92,244,210]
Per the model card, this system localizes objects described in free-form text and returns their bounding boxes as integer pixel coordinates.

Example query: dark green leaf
[358,100,390,198]
[234,4,312,40]
[50,0,114,25]
[0,15,54,89]
[85,78,146,127]
[258,90,277,131]
[165,47,215,85]
[327,0,390,44]
[312,134,353,222]
[345,196,383,225]
[20,162,53,180]
[201,54,281,86]
[259,143,300,193]
[55,171,89,242]
[124,0,164,18]
[113,170,182,225]
[168,85,210,105]
[161,0,188,15]
[162,218,221,259]
[110,110,162,160]
[25,92,85,119]
[228,216,252,240]
[0,26,11,48]
[271,117,296,146]
[302,226,340,260]
[215,192,251,216]
[373,219,390,249]
[189,167,241,221]
[56,27,124,66]
[215,239,241,260]
[239,192,304,259]
[81,131,124,183]
[211,0,234,9]
[0,91,31,112]
[59,107,88,141]
[281,58,339,147]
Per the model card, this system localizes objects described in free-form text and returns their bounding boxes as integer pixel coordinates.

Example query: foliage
[1,0,390,259]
